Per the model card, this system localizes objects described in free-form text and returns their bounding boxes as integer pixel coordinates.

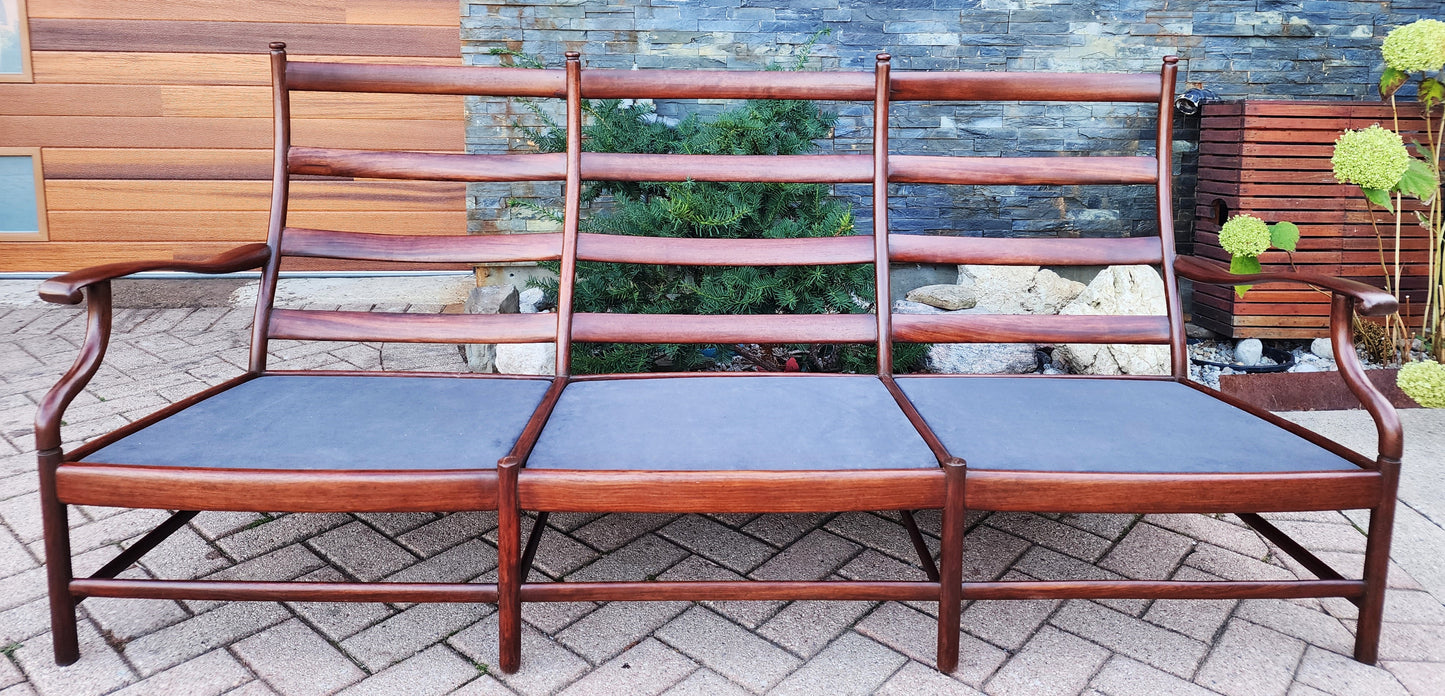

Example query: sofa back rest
[248,43,573,372]
[882,59,1184,376]
[251,42,1180,378]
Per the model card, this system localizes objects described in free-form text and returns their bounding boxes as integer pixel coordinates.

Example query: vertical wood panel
[4,5,465,271]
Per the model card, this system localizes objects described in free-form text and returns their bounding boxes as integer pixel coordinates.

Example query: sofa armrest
[1174,255,1403,463]
[1174,256,1397,316]
[38,243,272,305]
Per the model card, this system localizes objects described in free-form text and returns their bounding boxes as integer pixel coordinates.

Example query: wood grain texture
[287,61,566,96]
[289,147,565,181]
[892,313,1173,344]
[889,155,1157,185]
[965,469,1382,513]
[959,579,1362,600]
[29,19,460,57]
[56,465,498,512]
[518,581,939,603]
[0,242,268,271]
[581,69,874,101]
[46,210,466,241]
[0,116,461,150]
[570,312,878,344]
[71,579,499,603]
[576,233,874,266]
[45,180,467,211]
[268,308,558,343]
[889,235,1162,266]
[281,228,561,263]
[518,469,944,512]
[581,152,873,183]
[32,52,462,85]
[890,71,1160,102]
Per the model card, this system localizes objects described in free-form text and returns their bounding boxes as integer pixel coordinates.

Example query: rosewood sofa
[34,43,1402,675]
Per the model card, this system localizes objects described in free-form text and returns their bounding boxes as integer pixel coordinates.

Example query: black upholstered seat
[895,376,1359,474]
[83,375,553,470]
[528,376,937,471]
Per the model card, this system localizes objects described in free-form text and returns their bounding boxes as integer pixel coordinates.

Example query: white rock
[1309,337,1333,360]
[957,265,1086,315]
[1054,265,1169,375]
[518,287,546,313]
[893,299,947,315]
[1235,338,1263,366]
[905,284,977,311]
[927,343,1039,374]
[496,342,556,375]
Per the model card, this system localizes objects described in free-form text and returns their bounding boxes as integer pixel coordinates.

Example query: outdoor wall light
[1174,87,1217,116]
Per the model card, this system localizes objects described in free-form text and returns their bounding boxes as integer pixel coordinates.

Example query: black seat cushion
[895,376,1359,474]
[528,376,937,471]
[83,375,553,470]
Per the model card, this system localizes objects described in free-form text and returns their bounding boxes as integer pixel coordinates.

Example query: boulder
[1309,337,1333,360]
[927,342,1039,375]
[959,264,1086,315]
[1054,265,1169,375]
[462,285,520,373]
[496,342,556,375]
[518,287,546,313]
[905,284,976,311]
[1235,338,1263,366]
[893,299,947,315]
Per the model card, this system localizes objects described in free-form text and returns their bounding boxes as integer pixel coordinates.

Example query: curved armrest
[39,243,272,305]
[1175,256,1402,463]
[1174,256,1397,316]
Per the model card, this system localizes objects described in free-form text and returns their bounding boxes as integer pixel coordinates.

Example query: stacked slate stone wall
[460,1,1434,254]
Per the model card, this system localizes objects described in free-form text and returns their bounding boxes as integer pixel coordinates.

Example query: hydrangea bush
[1219,213,1298,297]
[1398,360,1445,408]
[1331,125,1412,191]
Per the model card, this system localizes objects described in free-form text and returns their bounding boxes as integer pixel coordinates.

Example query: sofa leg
[936,459,966,673]
[1355,459,1399,664]
[38,449,79,665]
[497,460,522,674]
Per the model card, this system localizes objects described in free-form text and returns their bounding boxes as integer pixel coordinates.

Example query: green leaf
[1380,67,1409,99]
[1420,78,1445,111]
[1267,221,1299,252]
[1363,187,1394,212]
[1230,254,1261,298]
[1396,158,1440,203]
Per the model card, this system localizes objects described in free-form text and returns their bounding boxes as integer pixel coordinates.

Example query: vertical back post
[554,52,583,376]
[249,42,292,373]
[1153,56,1186,377]
[873,54,894,375]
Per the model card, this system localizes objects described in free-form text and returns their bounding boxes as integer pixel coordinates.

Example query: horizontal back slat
[577,233,873,266]
[892,314,1172,344]
[281,228,563,263]
[572,313,877,344]
[289,148,566,182]
[581,69,874,100]
[889,236,1163,266]
[890,72,1161,102]
[889,155,1157,186]
[269,309,557,343]
[286,62,566,97]
[583,153,872,183]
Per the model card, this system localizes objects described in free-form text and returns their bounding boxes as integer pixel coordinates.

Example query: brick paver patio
[2,294,1443,695]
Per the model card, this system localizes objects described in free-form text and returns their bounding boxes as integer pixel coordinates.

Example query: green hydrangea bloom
[1382,19,1445,74]
[1397,360,1445,408]
[1331,125,1411,190]
[1219,214,1271,257]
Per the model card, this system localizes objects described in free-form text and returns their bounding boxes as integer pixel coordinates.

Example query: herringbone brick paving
[1,300,1443,695]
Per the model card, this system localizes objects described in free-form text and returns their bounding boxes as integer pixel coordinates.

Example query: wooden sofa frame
[36,43,1402,675]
